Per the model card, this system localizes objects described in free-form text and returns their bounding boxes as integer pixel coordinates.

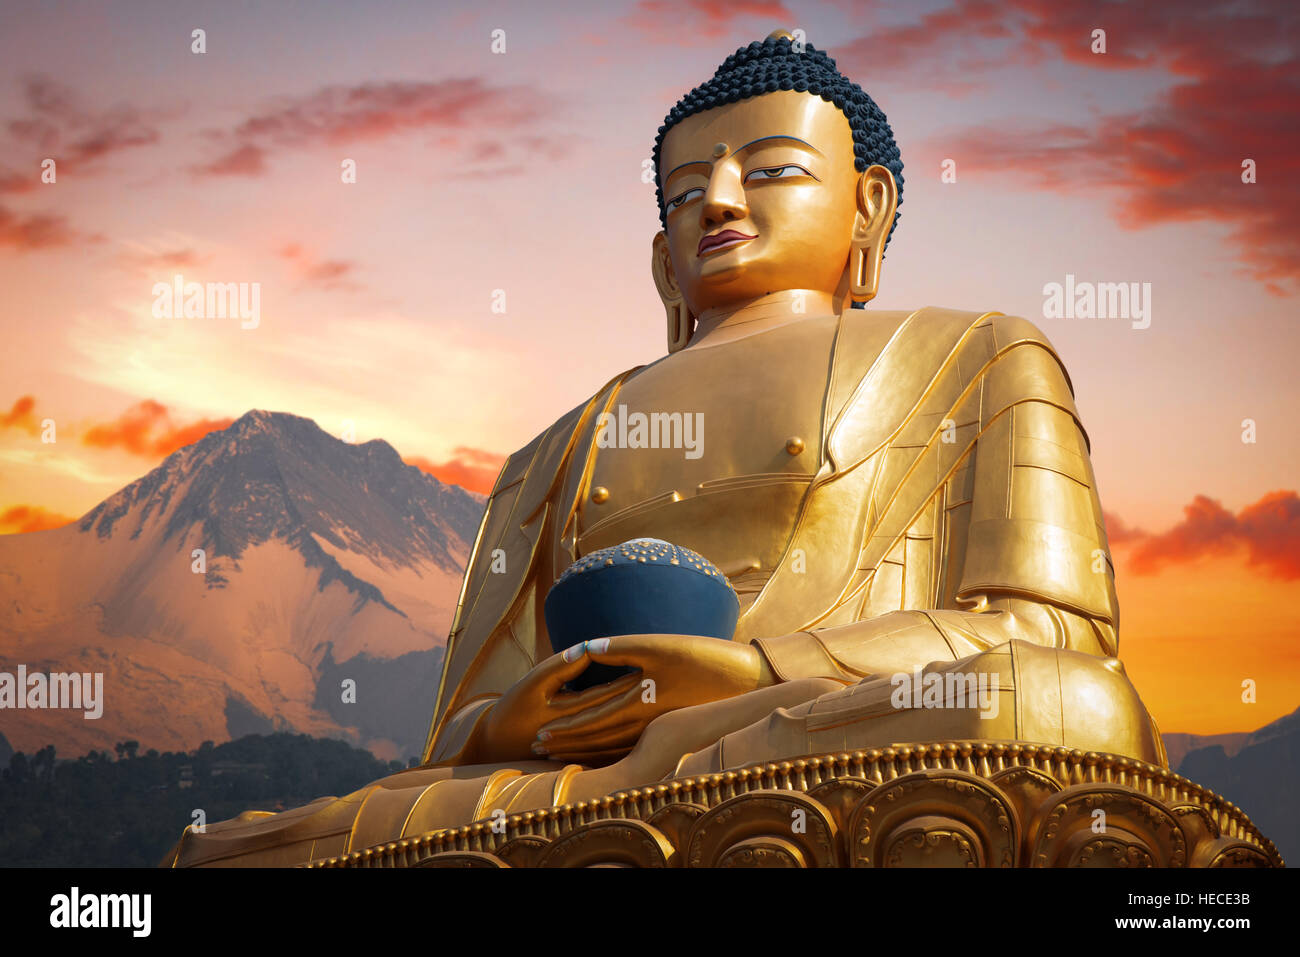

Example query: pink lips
[697,229,756,257]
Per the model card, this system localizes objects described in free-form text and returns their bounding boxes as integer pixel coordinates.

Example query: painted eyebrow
[736,134,822,156]
[662,135,823,187]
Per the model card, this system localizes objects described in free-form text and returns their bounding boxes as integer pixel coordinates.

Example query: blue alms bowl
[545,538,739,690]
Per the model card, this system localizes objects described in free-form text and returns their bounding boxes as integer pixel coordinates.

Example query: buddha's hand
[470,645,644,765]
[533,634,777,763]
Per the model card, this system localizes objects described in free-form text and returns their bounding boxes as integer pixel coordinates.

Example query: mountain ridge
[0,410,484,761]
[1173,705,1300,863]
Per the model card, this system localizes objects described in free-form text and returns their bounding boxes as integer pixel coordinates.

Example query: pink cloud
[853,0,1299,293]
[5,75,162,170]
[625,0,797,43]
[195,77,556,179]
[278,243,358,289]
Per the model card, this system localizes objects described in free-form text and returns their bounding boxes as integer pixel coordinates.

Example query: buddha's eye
[743,164,814,183]
[666,187,704,210]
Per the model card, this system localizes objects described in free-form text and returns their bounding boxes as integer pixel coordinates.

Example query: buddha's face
[658,90,861,316]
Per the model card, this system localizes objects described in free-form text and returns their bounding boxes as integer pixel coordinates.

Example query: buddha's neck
[687,290,839,350]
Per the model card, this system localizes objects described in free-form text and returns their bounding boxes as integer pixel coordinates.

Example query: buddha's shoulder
[853,306,1057,347]
[840,306,1065,377]
[489,368,642,497]
[828,307,1072,414]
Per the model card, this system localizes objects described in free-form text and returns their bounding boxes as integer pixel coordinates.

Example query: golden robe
[167,307,1165,867]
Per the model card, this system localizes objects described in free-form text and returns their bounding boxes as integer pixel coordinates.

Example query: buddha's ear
[849,165,898,304]
[652,230,694,353]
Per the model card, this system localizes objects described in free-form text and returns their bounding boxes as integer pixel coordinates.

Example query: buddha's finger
[532,642,597,697]
[546,671,642,712]
[584,634,714,671]
[537,687,644,742]
[535,721,643,760]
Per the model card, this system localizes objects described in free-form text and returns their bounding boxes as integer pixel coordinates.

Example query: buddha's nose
[701,172,748,227]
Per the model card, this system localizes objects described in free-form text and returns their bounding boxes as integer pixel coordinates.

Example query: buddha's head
[652,33,904,351]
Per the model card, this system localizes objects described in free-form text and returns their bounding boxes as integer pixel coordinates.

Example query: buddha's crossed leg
[566,638,1164,805]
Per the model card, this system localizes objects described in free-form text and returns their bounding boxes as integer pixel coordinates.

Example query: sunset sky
[0,0,1296,735]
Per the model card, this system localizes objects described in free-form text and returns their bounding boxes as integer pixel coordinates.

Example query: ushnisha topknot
[652,34,905,249]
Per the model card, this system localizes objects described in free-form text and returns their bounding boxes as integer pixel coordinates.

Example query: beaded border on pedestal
[307,741,1283,869]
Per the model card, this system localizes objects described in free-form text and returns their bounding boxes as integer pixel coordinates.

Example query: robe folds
[166,307,1166,867]
[426,307,1145,763]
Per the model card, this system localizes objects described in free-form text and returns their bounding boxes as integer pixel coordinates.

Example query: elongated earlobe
[849,165,897,304]
[849,245,882,304]
[666,299,694,353]
[652,231,694,352]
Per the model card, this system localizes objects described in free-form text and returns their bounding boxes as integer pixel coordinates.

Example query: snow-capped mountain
[0,410,484,761]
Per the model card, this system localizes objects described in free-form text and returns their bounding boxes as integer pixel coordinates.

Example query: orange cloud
[278,243,357,288]
[0,505,75,534]
[0,395,40,434]
[0,203,80,250]
[1109,491,1300,580]
[0,167,36,194]
[404,447,505,495]
[80,399,234,458]
[1103,511,1153,546]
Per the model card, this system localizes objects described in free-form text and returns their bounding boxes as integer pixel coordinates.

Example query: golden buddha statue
[168,34,1281,868]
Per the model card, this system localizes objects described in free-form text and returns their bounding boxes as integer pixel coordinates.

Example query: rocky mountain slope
[0,410,483,761]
